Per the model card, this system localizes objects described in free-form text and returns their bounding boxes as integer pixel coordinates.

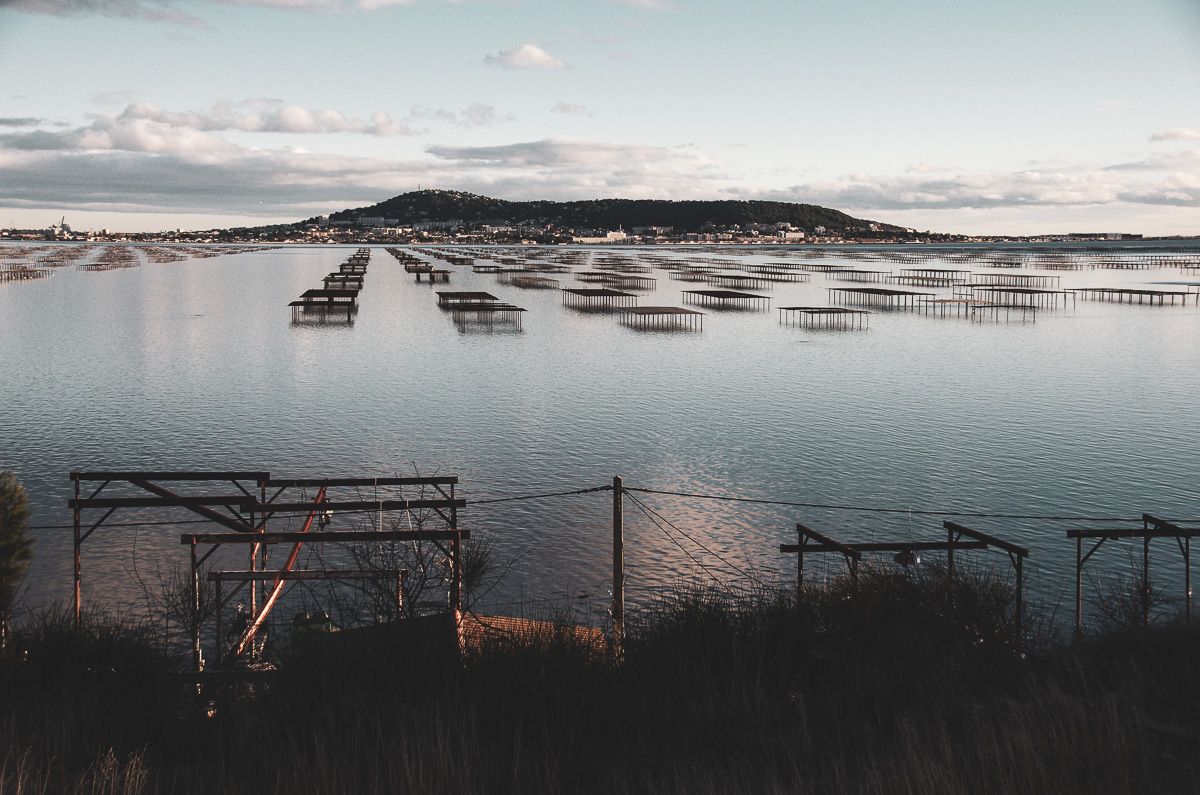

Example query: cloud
[1151,128,1200,142]
[550,101,592,117]
[0,130,733,217]
[1,0,207,27]
[1,0,437,26]
[409,103,511,128]
[0,100,416,159]
[109,101,416,136]
[0,118,47,128]
[484,43,567,70]
[764,157,1200,210]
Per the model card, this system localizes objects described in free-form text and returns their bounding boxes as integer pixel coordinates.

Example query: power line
[622,487,1168,524]
[24,485,613,530]
[624,490,765,588]
[469,485,612,505]
[624,489,734,594]
[22,480,1194,531]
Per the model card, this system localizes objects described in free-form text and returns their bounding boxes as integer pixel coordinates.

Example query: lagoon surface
[2,242,1199,620]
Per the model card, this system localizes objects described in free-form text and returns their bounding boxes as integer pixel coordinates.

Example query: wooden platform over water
[562,287,638,310]
[1070,287,1192,305]
[826,287,933,308]
[620,306,704,331]
[682,289,770,310]
[778,306,869,330]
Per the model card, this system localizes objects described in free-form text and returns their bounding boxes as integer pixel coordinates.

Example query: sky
[0,0,1197,235]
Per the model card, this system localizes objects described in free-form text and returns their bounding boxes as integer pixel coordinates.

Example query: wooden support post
[946,525,955,580]
[1075,536,1083,639]
[1014,556,1024,643]
[612,476,624,653]
[190,538,201,672]
[1186,538,1192,627]
[795,524,804,598]
[451,482,461,617]
[215,577,223,665]
[1143,536,1151,626]
[72,477,82,627]
[395,570,404,619]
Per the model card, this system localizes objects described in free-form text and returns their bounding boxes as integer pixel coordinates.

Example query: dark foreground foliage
[3,567,1200,794]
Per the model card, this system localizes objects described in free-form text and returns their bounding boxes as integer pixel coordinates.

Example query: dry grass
[3,567,1200,793]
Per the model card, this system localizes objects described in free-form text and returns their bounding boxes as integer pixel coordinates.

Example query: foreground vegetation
[3,567,1200,794]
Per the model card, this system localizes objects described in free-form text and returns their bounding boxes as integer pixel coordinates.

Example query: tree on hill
[0,471,32,647]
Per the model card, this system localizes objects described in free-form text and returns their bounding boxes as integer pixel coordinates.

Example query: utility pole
[612,475,624,656]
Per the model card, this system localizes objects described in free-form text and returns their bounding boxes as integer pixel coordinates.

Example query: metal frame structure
[1067,513,1197,636]
[69,471,467,672]
[780,519,1029,636]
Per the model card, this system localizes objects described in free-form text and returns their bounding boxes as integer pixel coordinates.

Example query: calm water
[2,242,1199,620]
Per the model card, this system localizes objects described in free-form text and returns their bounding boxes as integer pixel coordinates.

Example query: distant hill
[316,189,904,235]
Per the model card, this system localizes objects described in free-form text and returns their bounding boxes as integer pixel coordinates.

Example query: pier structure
[289,289,359,321]
[561,287,638,311]
[620,306,704,331]
[0,264,51,282]
[323,273,364,290]
[780,521,1029,636]
[969,272,1061,288]
[968,286,1074,309]
[778,306,869,330]
[741,264,812,282]
[826,286,933,309]
[436,291,499,308]
[1067,514,1199,636]
[1070,287,1192,306]
[1147,280,1200,297]
[705,272,778,291]
[831,269,891,283]
[449,302,526,331]
[667,267,718,283]
[681,289,771,310]
[67,470,468,672]
[508,275,559,290]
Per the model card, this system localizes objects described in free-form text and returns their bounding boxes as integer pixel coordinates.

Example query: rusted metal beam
[231,488,326,661]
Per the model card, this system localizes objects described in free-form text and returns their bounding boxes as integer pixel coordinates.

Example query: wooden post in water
[612,476,624,655]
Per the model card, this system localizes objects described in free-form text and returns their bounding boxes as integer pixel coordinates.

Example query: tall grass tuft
[3,567,1200,793]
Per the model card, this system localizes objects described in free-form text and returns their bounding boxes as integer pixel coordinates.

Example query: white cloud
[764,156,1200,211]
[550,101,592,117]
[409,103,511,128]
[1151,128,1200,142]
[113,101,415,136]
[2,0,440,26]
[1,0,208,26]
[484,43,567,70]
